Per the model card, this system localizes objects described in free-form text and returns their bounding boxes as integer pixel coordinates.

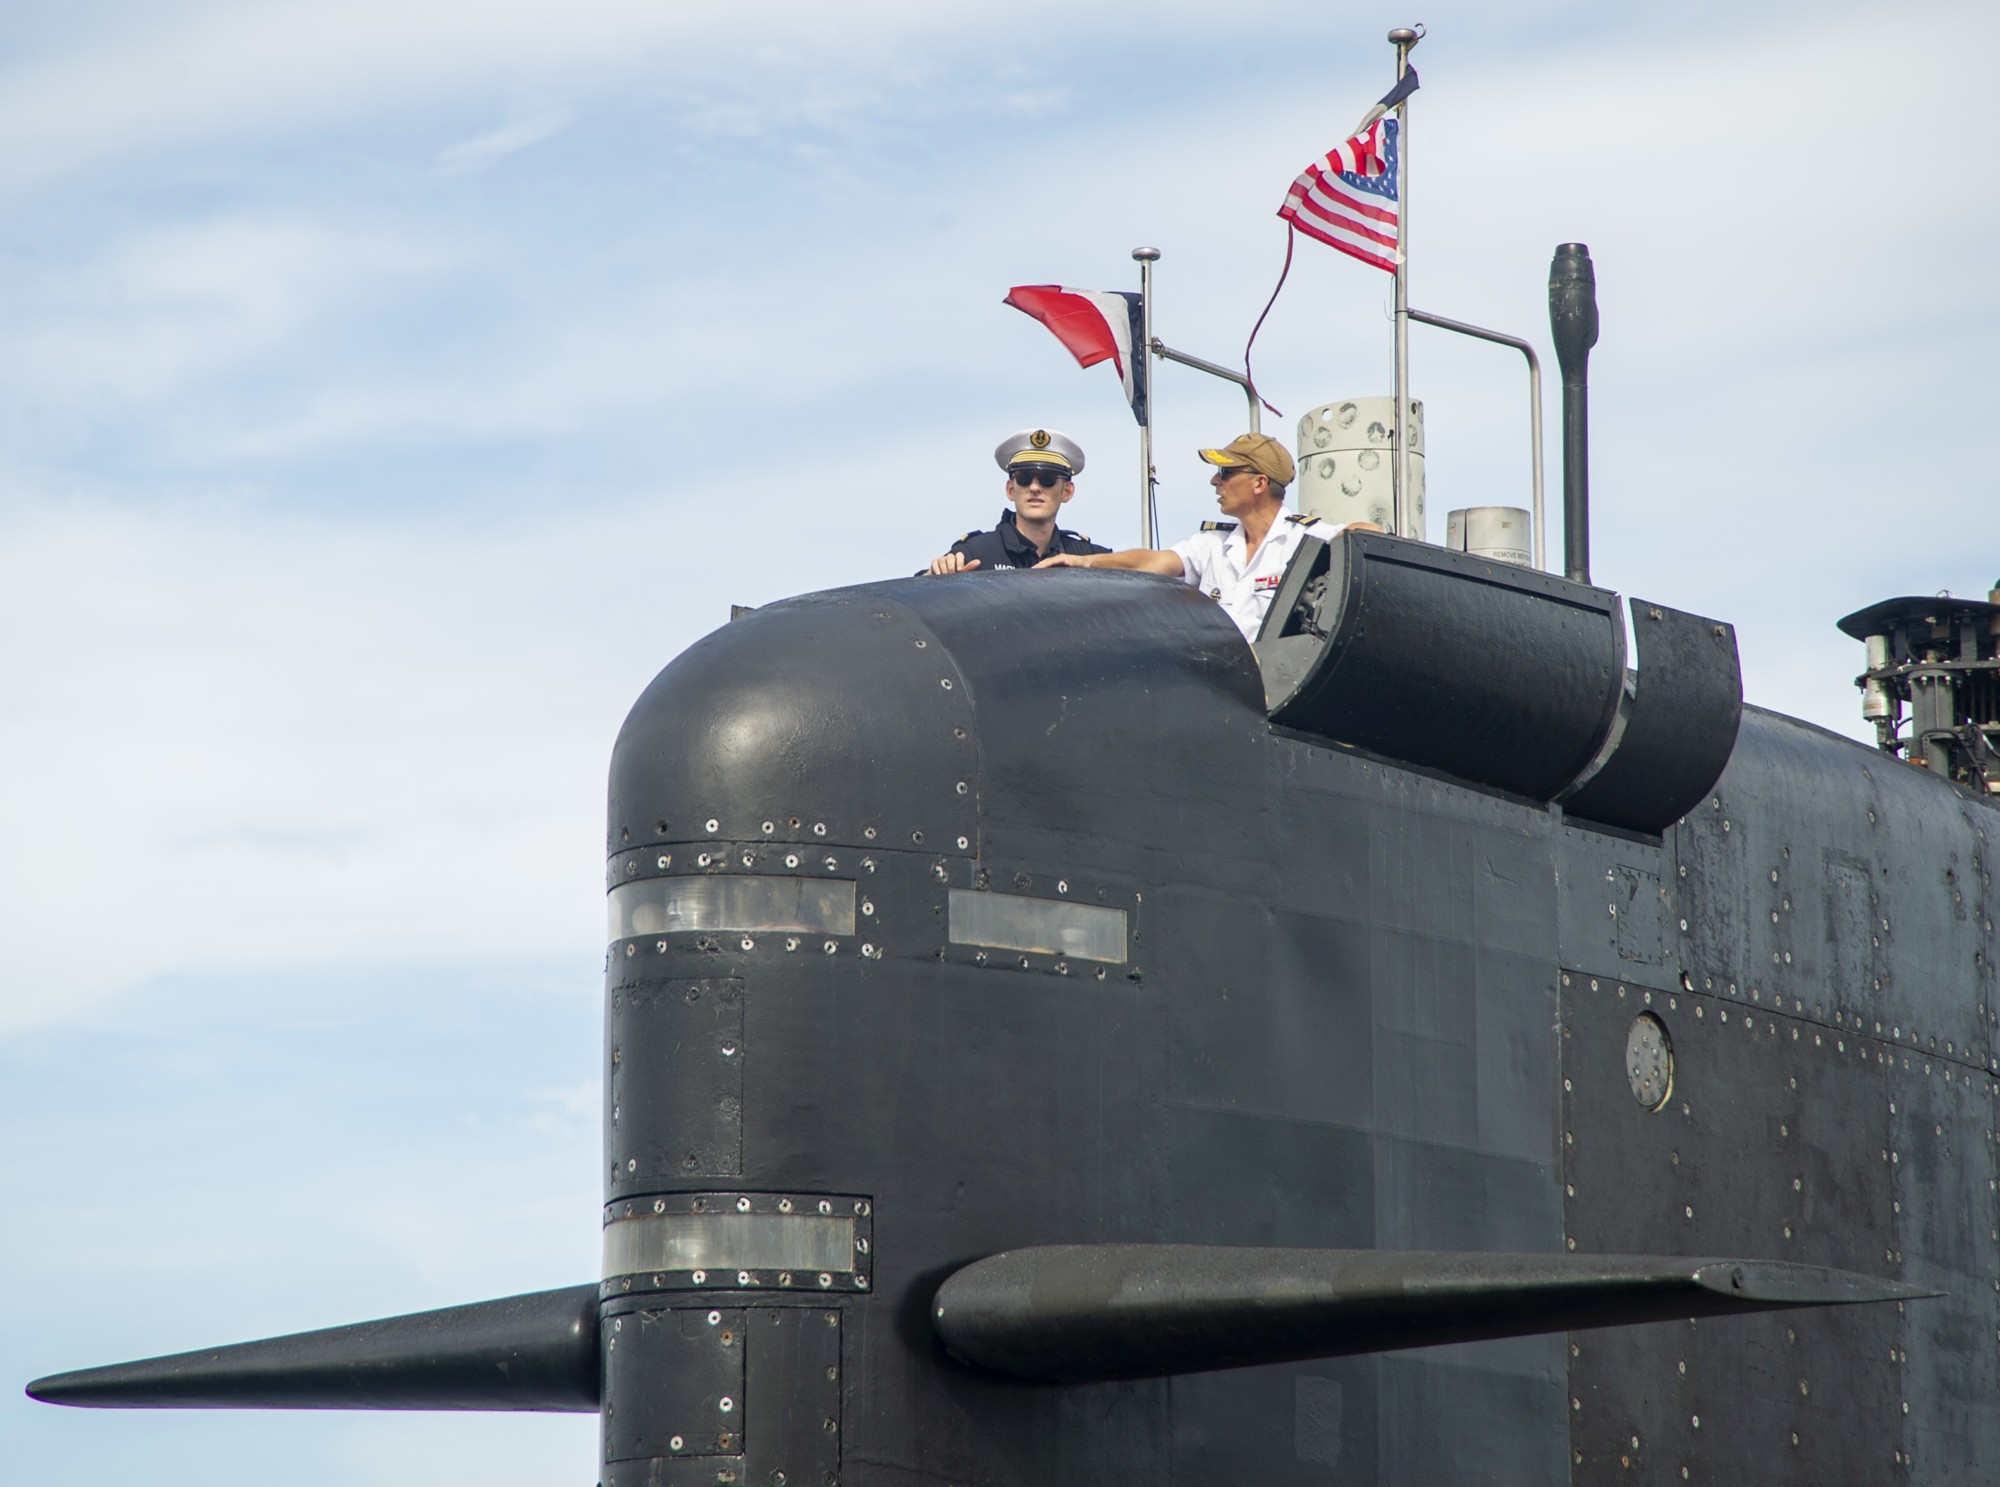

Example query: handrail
[1406,308,1545,572]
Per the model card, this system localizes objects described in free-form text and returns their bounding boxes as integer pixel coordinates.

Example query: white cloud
[437,110,573,173]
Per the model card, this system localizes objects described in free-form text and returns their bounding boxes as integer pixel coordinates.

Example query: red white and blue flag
[1277,70,1417,275]
[1002,285,1148,425]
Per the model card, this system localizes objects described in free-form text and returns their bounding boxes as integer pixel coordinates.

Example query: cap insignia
[1030,429,1051,449]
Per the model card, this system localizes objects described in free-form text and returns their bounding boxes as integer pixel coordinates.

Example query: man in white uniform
[1033,432,1379,641]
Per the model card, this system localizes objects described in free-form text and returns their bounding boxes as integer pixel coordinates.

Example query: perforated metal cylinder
[1295,396,1424,533]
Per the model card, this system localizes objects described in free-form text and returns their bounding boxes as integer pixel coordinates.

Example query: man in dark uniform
[926,428,1108,574]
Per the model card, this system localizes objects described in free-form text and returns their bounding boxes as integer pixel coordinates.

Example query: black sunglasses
[1011,467,1069,489]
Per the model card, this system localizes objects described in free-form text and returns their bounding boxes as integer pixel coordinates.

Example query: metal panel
[609,876,857,941]
[1562,599,1743,836]
[609,977,744,1193]
[1259,532,1624,801]
[602,1307,745,1465]
[608,589,978,857]
[946,888,1128,962]
[744,1307,842,1487]
[1561,972,1903,1483]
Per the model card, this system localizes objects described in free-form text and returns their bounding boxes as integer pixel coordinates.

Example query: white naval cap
[993,427,1085,475]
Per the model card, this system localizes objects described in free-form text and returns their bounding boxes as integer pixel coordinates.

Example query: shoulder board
[1285,513,1321,526]
[1200,521,1238,532]
[958,531,977,542]
[1065,531,1092,544]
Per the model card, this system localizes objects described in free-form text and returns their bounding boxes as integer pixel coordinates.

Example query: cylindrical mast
[1548,242,1598,584]
[1133,246,1161,547]
[1388,27,1419,539]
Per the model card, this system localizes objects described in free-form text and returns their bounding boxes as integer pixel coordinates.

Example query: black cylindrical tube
[1548,243,1599,585]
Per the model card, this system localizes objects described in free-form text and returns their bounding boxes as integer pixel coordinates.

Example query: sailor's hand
[1347,521,1385,534]
[928,552,982,575]
[1033,553,1094,570]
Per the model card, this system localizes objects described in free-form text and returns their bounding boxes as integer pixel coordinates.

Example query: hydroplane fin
[931,1245,1937,1383]
[27,1284,598,1411]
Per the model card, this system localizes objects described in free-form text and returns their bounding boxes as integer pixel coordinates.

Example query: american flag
[1278,115,1402,274]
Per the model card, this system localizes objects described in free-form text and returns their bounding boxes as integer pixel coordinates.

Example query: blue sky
[1,2,1995,1482]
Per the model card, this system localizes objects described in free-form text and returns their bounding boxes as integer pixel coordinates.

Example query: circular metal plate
[1626,1012,1674,1111]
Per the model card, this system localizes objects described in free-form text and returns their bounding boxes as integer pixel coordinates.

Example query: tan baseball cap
[1198,432,1295,486]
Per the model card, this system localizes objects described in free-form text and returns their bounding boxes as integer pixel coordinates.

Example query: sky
[1,2,1995,1482]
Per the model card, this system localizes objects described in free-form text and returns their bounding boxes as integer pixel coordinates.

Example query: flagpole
[1389,25,1420,540]
[1133,246,1160,547]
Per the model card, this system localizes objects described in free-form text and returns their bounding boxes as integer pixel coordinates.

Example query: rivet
[693,1269,706,1283]
[741,936,755,951]
[813,823,827,836]
[786,936,799,951]
[956,836,970,849]
[861,900,874,916]
[855,1199,870,1215]
[824,856,838,871]
[720,1396,735,1413]
[658,854,670,869]
[671,1435,685,1452]
[706,819,719,833]
[823,941,837,954]
[955,781,968,795]
[818,1272,833,1288]
[940,678,953,690]
[762,821,774,834]
[738,1271,752,1285]
[708,1310,722,1325]
[819,1200,833,1214]
[785,853,800,868]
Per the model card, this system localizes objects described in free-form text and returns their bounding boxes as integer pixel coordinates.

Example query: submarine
[24,242,2000,1485]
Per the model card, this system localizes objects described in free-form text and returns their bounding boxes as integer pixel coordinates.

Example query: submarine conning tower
[597,543,1748,1485]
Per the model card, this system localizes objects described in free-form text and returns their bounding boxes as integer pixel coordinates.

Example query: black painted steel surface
[27,1286,599,1411]
[933,1244,1926,1383]
[1261,531,1624,800]
[1560,598,1743,835]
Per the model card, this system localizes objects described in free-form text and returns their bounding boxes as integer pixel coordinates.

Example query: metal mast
[1388,25,1421,539]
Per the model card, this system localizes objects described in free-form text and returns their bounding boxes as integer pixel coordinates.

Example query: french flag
[1003,285,1148,425]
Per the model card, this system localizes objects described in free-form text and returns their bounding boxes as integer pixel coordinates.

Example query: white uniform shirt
[1171,507,1340,641]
